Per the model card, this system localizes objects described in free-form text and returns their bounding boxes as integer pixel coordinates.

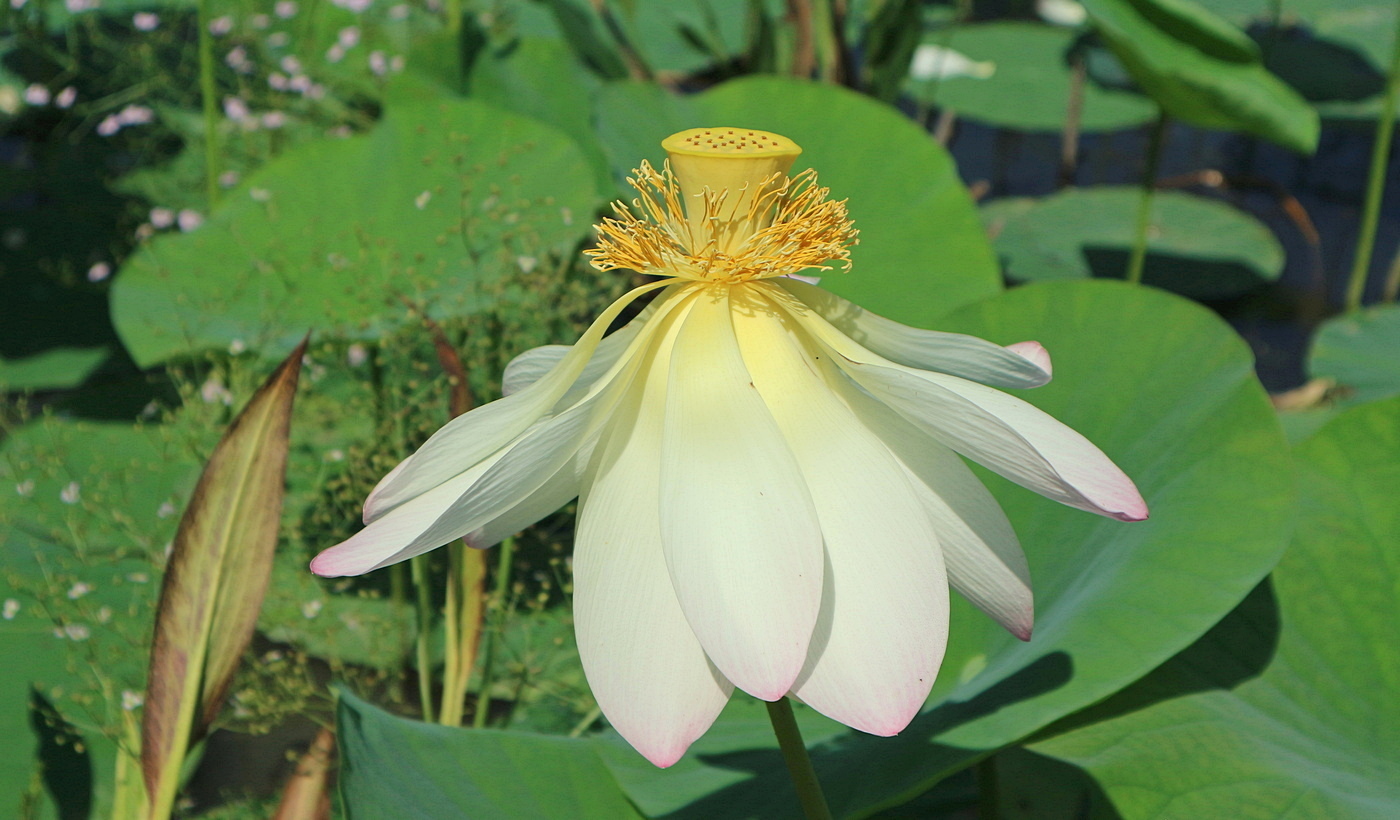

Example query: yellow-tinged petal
[659,284,824,700]
[574,289,732,768]
[738,283,948,735]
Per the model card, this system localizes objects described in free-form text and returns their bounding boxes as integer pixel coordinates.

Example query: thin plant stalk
[1127,110,1170,285]
[439,542,487,726]
[111,710,147,818]
[787,0,816,77]
[1345,3,1400,310]
[766,697,833,820]
[410,554,435,722]
[195,0,220,210]
[471,535,516,729]
[1059,54,1087,188]
[1384,242,1400,302]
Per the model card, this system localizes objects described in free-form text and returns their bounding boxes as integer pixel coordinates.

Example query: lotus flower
[312,128,1147,767]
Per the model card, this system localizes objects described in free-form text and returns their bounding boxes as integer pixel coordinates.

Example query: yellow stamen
[586,128,859,285]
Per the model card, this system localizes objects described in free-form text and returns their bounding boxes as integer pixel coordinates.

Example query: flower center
[587,127,859,284]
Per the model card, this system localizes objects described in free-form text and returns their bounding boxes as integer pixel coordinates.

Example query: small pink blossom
[149,208,175,229]
[209,15,233,36]
[23,84,50,106]
[177,209,204,232]
[55,87,76,108]
[96,115,121,136]
[87,262,111,282]
[133,11,159,30]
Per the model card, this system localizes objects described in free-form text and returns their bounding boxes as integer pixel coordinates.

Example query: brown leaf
[141,337,307,818]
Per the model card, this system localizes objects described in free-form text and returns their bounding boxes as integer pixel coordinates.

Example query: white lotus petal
[310,455,500,577]
[779,279,1051,388]
[737,287,947,735]
[501,303,655,399]
[659,285,824,701]
[574,297,731,768]
[364,279,672,521]
[783,296,1147,522]
[830,371,1033,639]
[461,446,584,550]
[389,299,682,560]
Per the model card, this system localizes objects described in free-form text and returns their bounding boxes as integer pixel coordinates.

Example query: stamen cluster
[587,161,859,284]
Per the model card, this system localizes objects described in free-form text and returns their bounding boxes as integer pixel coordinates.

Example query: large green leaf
[910,23,1157,132]
[335,688,644,819]
[984,186,1284,300]
[0,420,199,818]
[1080,0,1319,151]
[599,280,1295,817]
[111,100,599,367]
[593,76,1002,327]
[1032,395,1400,819]
[1308,304,1400,404]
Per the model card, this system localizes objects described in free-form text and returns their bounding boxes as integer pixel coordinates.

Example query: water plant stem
[410,554,435,722]
[471,535,515,729]
[765,697,833,820]
[439,541,487,726]
[1127,110,1170,285]
[195,0,220,210]
[1345,2,1400,310]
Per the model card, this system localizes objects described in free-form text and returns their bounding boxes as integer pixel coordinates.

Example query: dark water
[948,116,1392,392]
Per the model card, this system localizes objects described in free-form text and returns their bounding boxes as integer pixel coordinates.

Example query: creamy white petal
[501,302,655,399]
[388,305,671,560]
[827,369,1033,639]
[778,279,1052,388]
[659,286,824,701]
[738,286,948,735]
[364,279,672,522]
[320,290,683,576]
[782,297,1148,522]
[574,296,731,768]
[310,454,502,577]
[461,445,584,550]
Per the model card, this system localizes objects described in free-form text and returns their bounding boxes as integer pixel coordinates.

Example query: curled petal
[778,279,1052,388]
[364,279,673,522]
[779,291,1148,522]
[659,286,824,701]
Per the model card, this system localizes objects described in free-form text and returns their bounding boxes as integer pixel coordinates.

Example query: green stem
[1345,3,1400,310]
[410,555,434,722]
[195,0,220,211]
[765,698,832,820]
[471,536,515,729]
[1127,110,1169,285]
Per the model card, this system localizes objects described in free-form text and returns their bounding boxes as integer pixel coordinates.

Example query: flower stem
[439,541,486,726]
[471,535,515,729]
[1126,110,1169,285]
[1345,2,1400,310]
[765,697,833,820]
[195,0,220,211]
[410,554,435,722]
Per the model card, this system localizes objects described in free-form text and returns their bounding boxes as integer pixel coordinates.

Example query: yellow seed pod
[662,128,803,242]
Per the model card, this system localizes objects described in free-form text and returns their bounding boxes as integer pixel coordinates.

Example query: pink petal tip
[1006,340,1052,378]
